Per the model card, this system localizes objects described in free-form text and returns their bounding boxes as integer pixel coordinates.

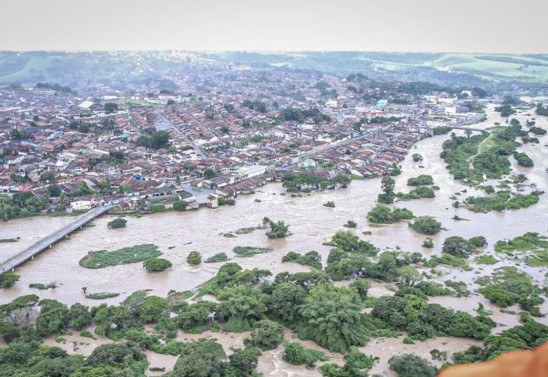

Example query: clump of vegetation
[513,151,534,167]
[149,203,167,213]
[367,204,414,224]
[107,217,127,228]
[377,176,396,204]
[320,348,376,376]
[425,255,471,270]
[412,153,423,161]
[389,354,437,377]
[218,196,236,206]
[85,292,120,299]
[79,244,162,269]
[29,282,57,290]
[205,252,229,263]
[453,320,548,364]
[323,201,335,208]
[282,341,328,367]
[495,232,548,267]
[282,250,322,269]
[476,267,544,315]
[440,132,489,183]
[248,319,284,350]
[344,220,357,228]
[282,172,351,192]
[465,191,542,213]
[407,175,434,186]
[233,246,273,257]
[389,164,402,176]
[409,216,442,235]
[432,126,450,135]
[474,255,498,265]
[468,236,487,247]
[422,238,434,248]
[397,186,436,200]
[143,257,172,272]
[172,200,187,211]
[263,217,290,238]
[186,251,202,265]
[442,236,475,258]
[0,271,20,288]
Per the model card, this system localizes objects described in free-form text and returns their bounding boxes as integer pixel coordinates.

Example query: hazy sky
[1,0,546,53]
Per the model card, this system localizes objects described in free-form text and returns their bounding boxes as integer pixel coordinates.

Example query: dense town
[1,64,486,219]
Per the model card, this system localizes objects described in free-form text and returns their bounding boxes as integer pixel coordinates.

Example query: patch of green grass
[474,255,499,265]
[495,232,548,267]
[79,244,161,269]
[80,330,96,339]
[29,282,57,290]
[205,252,229,263]
[233,246,273,257]
[85,292,120,300]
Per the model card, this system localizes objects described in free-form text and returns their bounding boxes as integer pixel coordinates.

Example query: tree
[218,284,268,332]
[227,347,261,375]
[107,218,127,229]
[173,200,187,211]
[187,251,202,266]
[104,102,118,114]
[298,285,368,352]
[249,319,284,350]
[143,257,172,272]
[203,168,217,179]
[268,283,307,323]
[138,296,169,323]
[412,153,423,162]
[388,354,436,377]
[67,303,92,330]
[378,176,395,204]
[442,236,473,258]
[40,171,55,182]
[398,265,422,286]
[409,216,442,235]
[263,218,290,239]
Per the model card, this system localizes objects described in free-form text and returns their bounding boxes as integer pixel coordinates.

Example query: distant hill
[0,51,546,92]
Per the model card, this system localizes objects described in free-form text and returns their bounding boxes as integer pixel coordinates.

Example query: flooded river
[0,104,547,375]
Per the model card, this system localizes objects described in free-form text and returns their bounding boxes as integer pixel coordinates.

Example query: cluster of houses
[0,63,485,216]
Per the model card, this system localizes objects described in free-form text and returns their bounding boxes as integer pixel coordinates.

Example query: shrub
[0,272,20,288]
[107,218,127,229]
[249,320,284,350]
[282,341,327,367]
[187,251,202,265]
[409,216,441,235]
[143,257,172,272]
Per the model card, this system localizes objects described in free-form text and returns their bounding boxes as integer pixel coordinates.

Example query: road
[0,204,116,273]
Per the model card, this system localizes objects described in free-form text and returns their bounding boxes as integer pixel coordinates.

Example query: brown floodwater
[0,104,546,375]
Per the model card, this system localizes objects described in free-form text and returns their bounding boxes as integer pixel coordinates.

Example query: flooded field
[1,104,546,375]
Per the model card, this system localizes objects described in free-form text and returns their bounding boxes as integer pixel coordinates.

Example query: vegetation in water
[367,204,414,224]
[409,216,442,235]
[79,244,162,269]
[205,252,229,263]
[282,250,322,269]
[107,217,127,228]
[143,257,173,272]
[233,246,273,257]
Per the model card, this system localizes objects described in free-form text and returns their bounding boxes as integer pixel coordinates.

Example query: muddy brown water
[0,104,547,375]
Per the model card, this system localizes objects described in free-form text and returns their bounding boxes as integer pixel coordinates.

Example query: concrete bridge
[0,204,117,273]
[450,126,485,132]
